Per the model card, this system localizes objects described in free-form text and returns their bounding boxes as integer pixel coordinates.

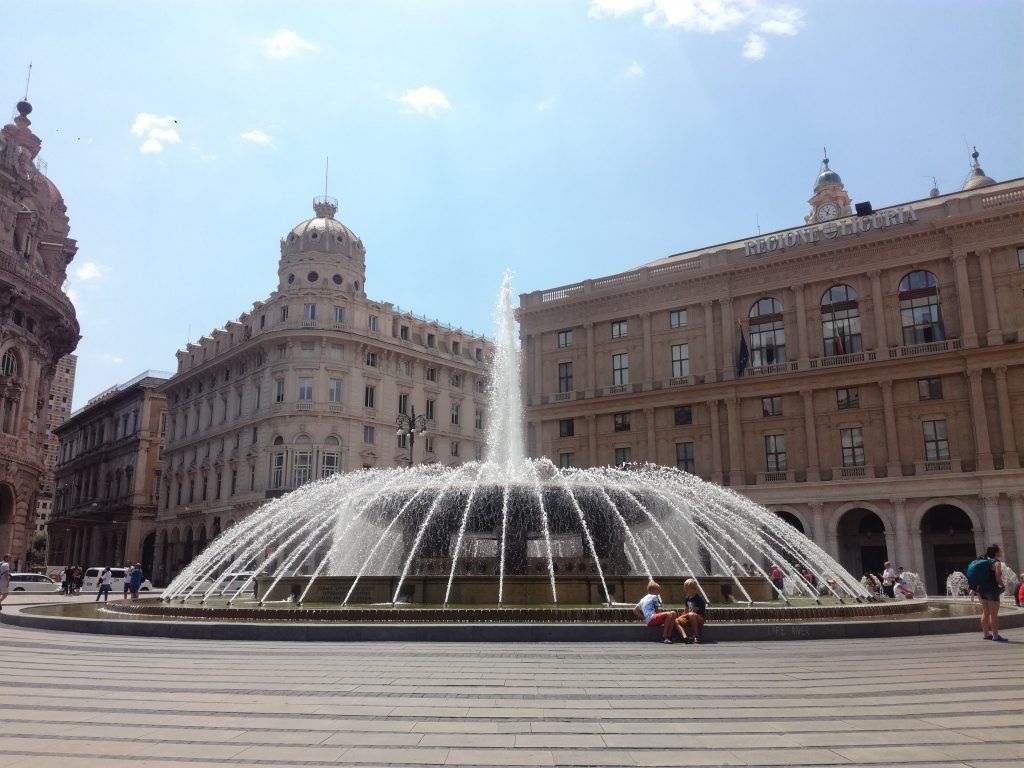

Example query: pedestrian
[0,553,11,612]
[130,563,143,599]
[1017,573,1024,609]
[62,564,73,596]
[881,561,897,599]
[73,565,83,595]
[633,579,683,644]
[769,565,785,595]
[895,566,915,599]
[95,566,112,602]
[966,545,1008,642]
[122,564,132,599]
[679,578,707,644]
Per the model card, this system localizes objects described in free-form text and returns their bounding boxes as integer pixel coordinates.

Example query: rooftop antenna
[756,214,761,235]
[23,62,32,100]
[324,156,329,198]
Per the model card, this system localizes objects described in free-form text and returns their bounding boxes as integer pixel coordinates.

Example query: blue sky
[4,0,1022,407]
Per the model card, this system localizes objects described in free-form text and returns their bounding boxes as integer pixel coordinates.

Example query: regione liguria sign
[744,206,918,257]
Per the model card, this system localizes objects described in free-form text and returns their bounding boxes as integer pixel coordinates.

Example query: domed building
[0,98,80,567]
[150,196,491,583]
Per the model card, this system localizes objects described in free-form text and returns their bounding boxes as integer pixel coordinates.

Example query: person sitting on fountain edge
[679,579,707,644]
[633,580,682,644]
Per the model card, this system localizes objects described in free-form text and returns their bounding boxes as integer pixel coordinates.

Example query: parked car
[7,573,62,593]
[82,567,153,594]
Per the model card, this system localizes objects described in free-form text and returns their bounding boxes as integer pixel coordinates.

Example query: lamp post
[395,405,428,466]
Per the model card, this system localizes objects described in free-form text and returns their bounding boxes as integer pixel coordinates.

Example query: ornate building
[520,151,1024,593]
[34,353,77,543]
[154,196,490,583]
[48,371,168,573]
[0,98,80,567]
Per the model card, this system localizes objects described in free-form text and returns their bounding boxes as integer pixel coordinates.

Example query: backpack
[965,558,992,591]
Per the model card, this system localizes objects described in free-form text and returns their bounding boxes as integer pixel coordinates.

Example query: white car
[7,573,62,593]
[82,567,153,594]
[192,572,257,597]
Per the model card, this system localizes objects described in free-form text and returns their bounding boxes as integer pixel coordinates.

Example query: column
[1010,494,1024,576]
[531,333,543,404]
[721,297,735,381]
[794,285,809,367]
[641,312,654,390]
[725,397,744,485]
[993,366,1020,469]
[977,248,1002,345]
[869,269,888,350]
[810,501,826,551]
[880,380,902,477]
[707,399,723,483]
[801,389,820,482]
[644,407,656,464]
[702,301,717,383]
[891,498,915,572]
[585,322,596,397]
[951,252,978,348]
[586,414,597,466]
[981,493,1002,546]
[966,369,994,471]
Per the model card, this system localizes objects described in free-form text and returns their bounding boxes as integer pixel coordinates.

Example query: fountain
[946,571,969,599]
[160,272,873,612]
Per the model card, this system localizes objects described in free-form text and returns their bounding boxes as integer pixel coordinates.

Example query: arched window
[748,298,786,366]
[1,349,18,377]
[322,436,341,478]
[898,270,943,344]
[270,436,285,489]
[293,435,313,486]
[820,284,862,356]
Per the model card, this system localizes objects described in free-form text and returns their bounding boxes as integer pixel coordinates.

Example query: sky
[4,0,1022,408]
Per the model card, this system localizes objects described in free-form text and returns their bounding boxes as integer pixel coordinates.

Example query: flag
[736,323,749,377]
[834,328,846,356]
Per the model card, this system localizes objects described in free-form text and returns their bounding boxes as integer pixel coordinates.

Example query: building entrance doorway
[920,505,976,594]
[836,508,888,579]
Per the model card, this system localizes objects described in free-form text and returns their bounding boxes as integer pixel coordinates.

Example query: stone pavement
[0,615,1022,767]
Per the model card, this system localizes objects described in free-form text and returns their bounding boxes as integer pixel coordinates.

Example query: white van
[82,567,153,594]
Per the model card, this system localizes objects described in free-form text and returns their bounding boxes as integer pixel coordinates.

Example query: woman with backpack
[966,544,1008,642]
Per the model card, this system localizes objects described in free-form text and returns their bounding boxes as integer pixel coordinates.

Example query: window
[452,341,461,355]
[670,343,689,378]
[1018,246,1024,270]
[298,377,313,401]
[837,387,859,410]
[427,333,436,348]
[426,398,436,420]
[917,377,943,401]
[321,451,340,478]
[277,343,287,361]
[764,434,787,472]
[840,427,865,467]
[611,320,628,338]
[280,306,290,323]
[451,403,460,425]
[425,436,434,453]
[557,329,573,348]
[669,309,687,328]
[615,447,632,466]
[303,303,316,321]
[270,452,285,488]
[612,353,629,386]
[363,425,375,444]
[400,325,409,340]
[474,409,483,429]
[676,442,695,473]
[365,351,378,367]
[293,450,312,486]
[559,452,575,468]
[450,441,460,457]
[1,350,18,377]
[762,396,783,417]
[333,306,344,324]
[274,379,285,403]
[820,284,862,356]
[328,379,343,403]
[426,367,437,382]
[673,405,692,426]
[368,315,378,331]
[559,418,575,438]
[399,360,410,376]
[614,412,631,432]
[329,343,343,360]
[749,297,786,365]
[300,342,315,358]
[230,469,237,496]
[398,393,409,415]
[558,362,573,393]
[364,385,376,409]
[923,419,950,460]
[451,373,462,388]
[899,270,943,344]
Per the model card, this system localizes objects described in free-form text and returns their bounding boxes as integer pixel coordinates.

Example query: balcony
[915,458,962,474]
[888,338,963,360]
[666,375,691,388]
[550,391,576,404]
[757,470,793,484]
[809,351,878,369]
[295,402,313,411]
[745,361,799,377]
[833,465,876,480]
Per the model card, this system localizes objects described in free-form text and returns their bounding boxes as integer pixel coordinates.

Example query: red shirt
[1018,582,1024,605]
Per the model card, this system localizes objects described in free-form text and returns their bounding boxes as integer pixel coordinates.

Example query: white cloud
[260,29,318,60]
[536,96,557,112]
[589,0,804,59]
[74,261,108,281]
[240,129,275,147]
[397,86,452,117]
[131,113,181,153]
[625,61,645,77]
[742,32,767,59]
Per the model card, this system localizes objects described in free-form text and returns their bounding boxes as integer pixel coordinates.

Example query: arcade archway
[836,508,888,578]
[920,504,975,594]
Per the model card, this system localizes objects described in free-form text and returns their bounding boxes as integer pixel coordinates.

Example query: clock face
[816,202,840,222]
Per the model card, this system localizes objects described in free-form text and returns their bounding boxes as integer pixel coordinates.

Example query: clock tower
[804,153,852,224]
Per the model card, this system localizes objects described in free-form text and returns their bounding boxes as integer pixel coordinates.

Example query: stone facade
[47,371,169,574]
[34,353,76,542]
[0,99,80,567]
[154,197,490,583]
[519,156,1024,593]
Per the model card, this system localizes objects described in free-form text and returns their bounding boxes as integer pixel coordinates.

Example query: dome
[287,196,360,247]
[814,158,842,190]
[962,148,995,191]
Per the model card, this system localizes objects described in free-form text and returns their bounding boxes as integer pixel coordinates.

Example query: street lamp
[395,405,427,466]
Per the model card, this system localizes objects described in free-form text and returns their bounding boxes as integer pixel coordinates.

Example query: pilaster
[951,252,979,348]
[966,369,994,471]
[880,380,901,477]
[794,285,809,367]
[976,248,1002,345]
[725,397,744,485]
[702,301,717,383]
[981,493,1002,546]
[801,389,820,482]
[993,366,1020,469]
[721,297,735,381]
[707,398,723,484]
